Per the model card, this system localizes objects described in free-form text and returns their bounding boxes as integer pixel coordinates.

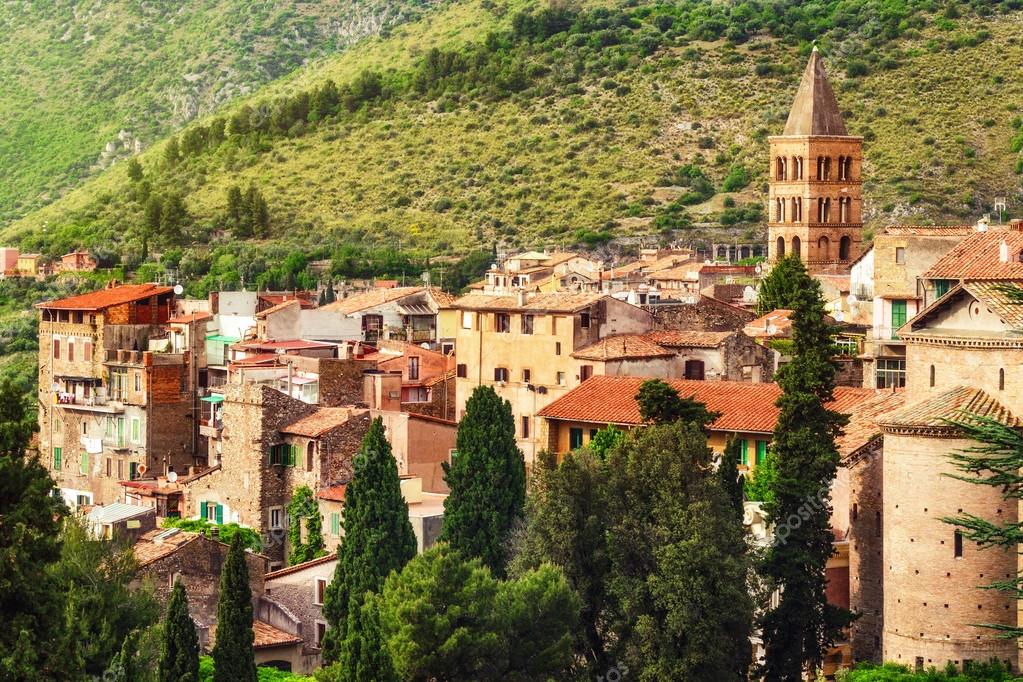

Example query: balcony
[56,393,124,414]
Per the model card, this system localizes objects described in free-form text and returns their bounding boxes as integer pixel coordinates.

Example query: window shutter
[80,452,89,475]
[331,512,340,536]
[200,501,208,520]
[268,447,274,466]
[739,440,748,466]
[53,447,62,470]
[289,445,297,467]
[216,504,224,525]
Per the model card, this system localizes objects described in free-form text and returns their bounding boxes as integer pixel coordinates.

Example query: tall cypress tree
[756,254,809,314]
[211,534,256,682]
[321,418,416,664]
[760,263,851,681]
[159,579,199,682]
[441,385,526,576]
[718,436,745,519]
[336,597,398,682]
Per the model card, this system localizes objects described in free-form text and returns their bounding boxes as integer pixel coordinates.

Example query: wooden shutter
[289,445,297,467]
[53,447,62,470]
[200,501,208,520]
[215,504,224,525]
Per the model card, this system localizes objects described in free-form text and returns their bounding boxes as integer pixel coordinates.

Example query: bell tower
[768,47,863,275]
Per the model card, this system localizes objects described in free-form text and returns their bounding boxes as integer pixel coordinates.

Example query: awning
[398,303,435,316]
[206,334,240,343]
[201,395,225,404]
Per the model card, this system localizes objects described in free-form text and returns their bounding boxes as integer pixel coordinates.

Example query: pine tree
[320,418,416,664]
[760,267,851,681]
[718,436,745,519]
[126,158,144,182]
[287,485,326,566]
[211,534,256,682]
[756,254,809,314]
[163,136,180,166]
[159,579,199,682]
[441,385,526,576]
[333,597,398,682]
[635,378,720,428]
[226,185,246,236]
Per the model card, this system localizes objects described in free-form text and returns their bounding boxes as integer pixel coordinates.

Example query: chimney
[210,526,219,541]
[1010,219,1023,231]
[1000,239,1009,264]
[516,290,528,307]
[975,215,990,232]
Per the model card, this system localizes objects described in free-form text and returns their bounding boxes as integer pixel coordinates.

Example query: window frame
[520,314,534,335]
[569,427,583,450]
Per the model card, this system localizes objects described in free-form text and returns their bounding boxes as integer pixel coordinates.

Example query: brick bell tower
[768,47,863,275]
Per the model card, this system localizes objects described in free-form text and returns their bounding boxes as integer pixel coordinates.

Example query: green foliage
[744,450,779,504]
[287,486,327,566]
[756,255,811,314]
[839,659,1020,681]
[719,436,746,517]
[199,655,316,682]
[211,534,257,682]
[329,596,397,682]
[760,263,851,680]
[161,517,262,552]
[635,378,720,427]
[320,418,416,664]
[587,424,625,461]
[721,163,751,192]
[159,580,200,682]
[442,385,526,576]
[377,543,580,681]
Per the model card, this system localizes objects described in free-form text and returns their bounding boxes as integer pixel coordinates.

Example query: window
[521,416,530,438]
[495,313,511,333]
[852,503,858,522]
[134,373,141,392]
[684,360,705,380]
[117,459,123,480]
[954,530,963,558]
[775,236,785,258]
[131,418,141,443]
[521,314,534,335]
[555,342,562,356]
[83,339,92,361]
[494,367,509,383]
[314,578,327,605]
[129,461,138,480]
[461,312,473,330]
[929,365,935,387]
[1000,368,1005,391]
[792,236,801,260]
[456,364,467,378]
[80,452,89,475]
[522,368,531,383]
[739,440,749,466]
[556,371,566,386]
[934,279,952,298]
[269,507,283,530]
[756,440,768,466]
[569,428,584,450]
[76,494,91,507]
[82,421,88,435]
[839,236,851,261]
[890,300,907,339]
[895,247,906,264]
[580,365,593,382]
[268,444,296,466]
[53,447,62,471]
[53,338,60,360]
[331,512,341,536]
[316,621,327,648]
[106,458,112,477]
[875,359,906,389]
[408,356,420,381]
[580,312,590,329]
[67,338,75,362]
[199,502,225,524]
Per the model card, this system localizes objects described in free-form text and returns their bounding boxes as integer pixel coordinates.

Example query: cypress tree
[756,254,809,314]
[159,579,199,682]
[718,436,745,519]
[211,534,256,682]
[336,597,397,682]
[321,418,416,664]
[760,266,851,681]
[441,385,526,576]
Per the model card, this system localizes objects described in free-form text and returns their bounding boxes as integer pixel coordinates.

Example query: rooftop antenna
[995,197,1007,224]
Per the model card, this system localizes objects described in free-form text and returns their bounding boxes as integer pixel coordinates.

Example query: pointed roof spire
[782,47,848,136]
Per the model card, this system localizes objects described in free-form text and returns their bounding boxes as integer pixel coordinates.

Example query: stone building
[644,329,775,382]
[646,295,756,333]
[768,47,863,274]
[261,554,338,673]
[36,283,197,507]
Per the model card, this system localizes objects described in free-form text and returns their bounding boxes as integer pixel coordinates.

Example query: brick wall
[847,441,884,663]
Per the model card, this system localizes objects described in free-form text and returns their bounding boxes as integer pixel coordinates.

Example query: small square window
[895,247,906,264]
[270,507,283,529]
[456,364,467,378]
[494,367,509,382]
[580,312,590,329]
[522,368,531,383]
[314,578,327,605]
[557,371,566,386]
[316,621,327,647]
[495,313,511,333]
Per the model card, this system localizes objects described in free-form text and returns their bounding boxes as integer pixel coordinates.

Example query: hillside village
[7,39,1023,682]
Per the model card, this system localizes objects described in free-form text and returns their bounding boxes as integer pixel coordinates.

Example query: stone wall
[722,332,775,382]
[647,297,755,333]
[318,358,375,407]
[834,356,864,388]
[846,440,884,664]
[404,374,456,421]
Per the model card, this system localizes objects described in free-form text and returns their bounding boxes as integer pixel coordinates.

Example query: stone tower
[768,47,863,275]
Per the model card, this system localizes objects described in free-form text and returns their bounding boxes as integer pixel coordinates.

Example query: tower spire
[783,48,847,136]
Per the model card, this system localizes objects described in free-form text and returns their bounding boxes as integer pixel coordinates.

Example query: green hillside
[4,0,1023,293]
[0,0,439,226]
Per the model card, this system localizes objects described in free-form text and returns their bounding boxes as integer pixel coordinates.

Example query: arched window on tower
[793,156,804,180]
[776,157,787,181]
[775,198,786,222]
[776,236,785,259]
[817,197,831,223]
[842,156,853,181]
[818,235,830,260]
[839,235,851,261]
[792,236,801,260]
[791,197,802,222]
[839,197,850,224]
[838,156,847,181]
[817,156,832,181]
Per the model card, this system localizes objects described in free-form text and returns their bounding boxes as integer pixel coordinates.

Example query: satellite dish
[834,310,845,322]
[167,471,178,483]
[755,264,763,274]
[173,284,184,295]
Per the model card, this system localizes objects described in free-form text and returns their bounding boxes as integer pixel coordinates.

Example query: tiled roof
[571,335,674,361]
[255,299,301,319]
[882,225,975,236]
[782,47,847,136]
[452,292,606,313]
[423,369,456,387]
[253,621,303,649]
[923,228,1023,280]
[317,483,347,502]
[645,330,733,348]
[36,283,173,311]
[880,386,1021,431]
[836,391,905,458]
[281,408,358,438]
[537,375,878,434]
[962,281,1023,328]
[265,553,337,580]
[168,311,213,324]
[322,287,425,314]
[543,251,585,266]
[648,264,704,281]
[744,309,794,338]
[237,339,337,351]
[133,528,201,566]
[230,353,281,366]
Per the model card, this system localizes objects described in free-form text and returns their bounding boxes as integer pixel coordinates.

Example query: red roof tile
[281,408,359,438]
[322,287,425,314]
[572,335,674,361]
[317,483,347,502]
[923,228,1023,280]
[36,283,173,311]
[880,386,1021,431]
[255,299,302,319]
[537,375,879,434]
[836,391,905,458]
[645,330,734,348]
[882,225,974,236]
[237,339,337,351]
[452,292,607,313]
[253,620,303,649]
[265,553,337,580]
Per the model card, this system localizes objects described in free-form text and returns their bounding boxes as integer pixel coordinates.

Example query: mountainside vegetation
[4,0,1023,290]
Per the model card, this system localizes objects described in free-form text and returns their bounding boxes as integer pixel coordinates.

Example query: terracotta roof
[168,311,213,324]
[537,375,878,434]
[452,292,606,312]
[837,391,905,458]
[230,353,281,366]
[255,299,301,319]
[36,283,173,311]
[648,264,704,282]
[374,279,399,288]
[572,335,674,361]
[880,386,1021,431]
[237,339,337,351]
[423,369,456,387]
[265,553,337,580]
[253,621,303,649]
[744,309,794,338]
[317,483,347,502]
[645,330,734,348]
[133,528,201,566]
[281,408,357,437]
[882,225,975,236]
[782,47,848,137]
[923,228,1023,280]
[323,287,425,314]
[963,281,1023,328]
[543,251,584,266]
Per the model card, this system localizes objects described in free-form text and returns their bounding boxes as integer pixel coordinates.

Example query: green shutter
[200,501,208,520]
[891,300,907,339]
[215,504,224,525]
[739,440,749,466]
[80,452,89,475]
[331,512,340,536]
[756,440,768,466]
[53,447,62,470]
[289,445,297,467]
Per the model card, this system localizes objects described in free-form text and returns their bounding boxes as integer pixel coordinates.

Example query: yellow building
[15,252,41,277]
